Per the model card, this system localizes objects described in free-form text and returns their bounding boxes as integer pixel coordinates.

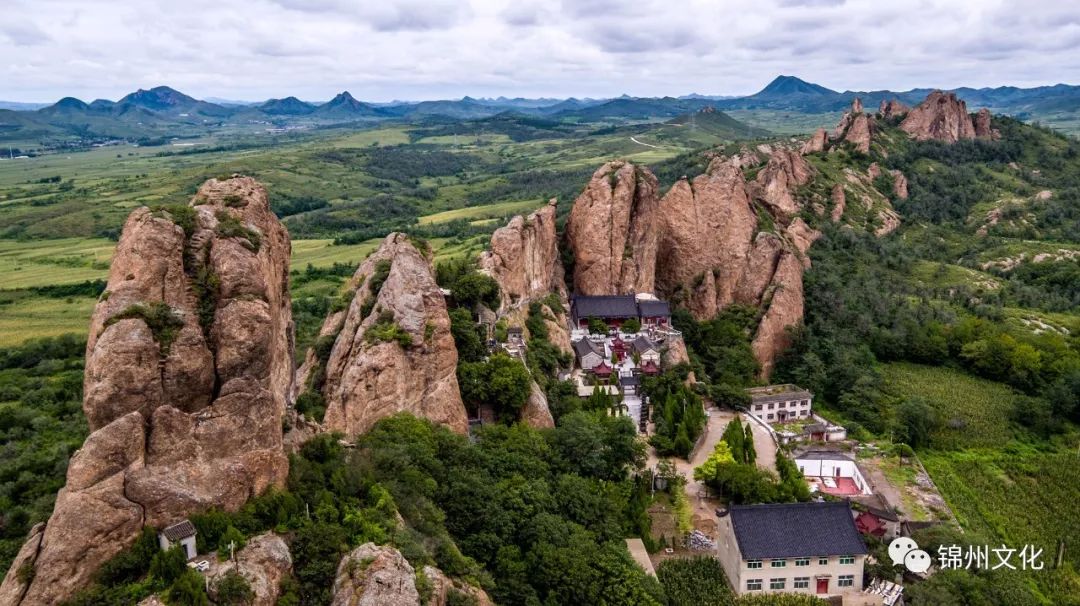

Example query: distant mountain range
[3,77,1078,145]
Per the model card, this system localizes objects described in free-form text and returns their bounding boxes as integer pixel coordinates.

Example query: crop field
[922,442,1080,571]
[880,362,1020,449]
[0,294,97,347]
[417,198,544,224]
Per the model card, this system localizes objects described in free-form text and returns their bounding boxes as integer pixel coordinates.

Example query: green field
[881,362,1021,449]
[417,199,544,224]
[0,294,97,347]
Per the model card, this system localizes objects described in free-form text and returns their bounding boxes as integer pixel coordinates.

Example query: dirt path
[746,417,777,472]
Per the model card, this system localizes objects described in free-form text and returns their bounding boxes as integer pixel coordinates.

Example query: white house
[747,384,813,424]
[794,450,872,497]
[631,335,661,364]
[716,502,868,598]
[159,519,198,560]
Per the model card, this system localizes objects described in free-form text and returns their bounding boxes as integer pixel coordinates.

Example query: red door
[816,578,829,594]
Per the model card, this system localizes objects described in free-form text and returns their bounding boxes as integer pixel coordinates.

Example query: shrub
[213,570,254,605]
[104,302,184,354]
[215,210,261,252]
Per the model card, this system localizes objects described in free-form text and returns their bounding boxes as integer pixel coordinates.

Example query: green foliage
[213,570,254,605]
[94,528,159,586]
[368,259,393,296]
[215,210,261,252]
[149,545,188,585]
[365,311,414,348]
[448,307,486,363]
[693,440,735,482]
[656,556,733,606]
[672,306,759,387]
[621,317,641,333]
[168,569,211,606]
[151,204,197,238]
[645,368,706,459]
[191,266,220,334]
[103,302,184,354]
[587,316,609,335]
[457,353,531,421]
[218,526,247,560]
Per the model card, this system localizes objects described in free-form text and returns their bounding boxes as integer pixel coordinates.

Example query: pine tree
[744,422,756,465]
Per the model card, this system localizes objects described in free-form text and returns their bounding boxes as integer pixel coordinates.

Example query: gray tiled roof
[637,299,670,318]
[572,295,639,319]
[729,501,867,560]
[572,339,602,358]
[632,335,658,353]
[161,519,197,541]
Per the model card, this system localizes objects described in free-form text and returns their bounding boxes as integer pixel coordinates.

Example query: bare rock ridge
[900,90,977,142]
[317,233,469,438]
[565,161,661,296]
[479,198,566,313]
[0,176,293,606]
[831,98,872,153]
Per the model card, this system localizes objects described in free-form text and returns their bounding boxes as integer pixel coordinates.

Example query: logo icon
[904,549,932,573]
[888,537,918,567]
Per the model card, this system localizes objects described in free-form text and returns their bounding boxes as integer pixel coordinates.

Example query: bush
[213,570,254,605]
[103,302,184,354]
[168,569,210,606]
[149,545,188,585]
[215,210,261,252]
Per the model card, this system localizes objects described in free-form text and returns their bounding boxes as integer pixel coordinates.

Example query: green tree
[213,570,254,605]
[448,307,486,363]
[219,526,246,561]
[693,440,735,482]
[168,569,210,606]
[587,317,609,335]
[149,545,188,585]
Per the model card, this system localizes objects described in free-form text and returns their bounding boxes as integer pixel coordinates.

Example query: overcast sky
[3,0,1080,103]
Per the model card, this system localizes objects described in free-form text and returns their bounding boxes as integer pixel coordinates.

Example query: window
[803,399,810,407]
[839,556,855,565]
[838,575,854,587]
[755,404,763,411]
[746,579,762,591]
[767,413,774,420]
[771,559,786,568]
[794,577,810,589]
[801,410,809,417]
[770,578,786,590]
[768,403,774,410]
[747,560,762,569]
[795,558,810,567]
[778,401,785,408]
[818,557,829,565]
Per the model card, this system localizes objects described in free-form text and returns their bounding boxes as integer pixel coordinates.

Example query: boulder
[422,565,494,606]
[891,170,909,199]
[320,234,468,437]
[0,177,293,606]
[900,91,976,142]
[565,161,661,295]
[207,534,292,606]
[479,199,565,312]
[332,544,420,606]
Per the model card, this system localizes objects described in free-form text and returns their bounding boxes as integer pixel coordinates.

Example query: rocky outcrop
[319,234,468,438]
[565,161,661,295]
[751,252,804,378]
[879,99,909,120]
[1,176,293,606]
[332,544,420,606]
[662,336,690,367]
[752,149,814,220]
[802,128,827,154]
[479,199,565,312]
[876,209,902,236]
[521,381,555,429]
[830,98,871,153]
[974,108,1000,140]
[900,91,976,142]
[891,170,909,199]
[207,534,292,606]
[423,566,494,606]
[656,157,758,318]
[830,184,846,222]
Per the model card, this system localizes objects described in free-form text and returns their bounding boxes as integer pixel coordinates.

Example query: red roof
[855,511,886,537]
[641,360,660,375]
[592,362,613,376]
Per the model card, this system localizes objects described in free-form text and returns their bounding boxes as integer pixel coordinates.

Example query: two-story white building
[746,384,813,423]
[716,501,868,598]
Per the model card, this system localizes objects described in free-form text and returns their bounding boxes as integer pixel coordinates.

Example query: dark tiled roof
[572,295,639,319]
[620,375,641,387]
[729,501,867,560]
[161,519,197,541]
[632,335,658,353]
[637,299,670,318]
[573,339,602,358]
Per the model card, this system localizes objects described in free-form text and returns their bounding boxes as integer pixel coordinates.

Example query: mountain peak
[755,75,838,98]
[118,86,198,110]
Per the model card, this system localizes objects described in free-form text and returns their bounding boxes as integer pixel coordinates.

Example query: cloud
[1,0,1079,102]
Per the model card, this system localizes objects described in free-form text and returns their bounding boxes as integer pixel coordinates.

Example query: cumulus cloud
[1,0,1078,102]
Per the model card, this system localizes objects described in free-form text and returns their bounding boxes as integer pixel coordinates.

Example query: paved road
[746,416,778,472]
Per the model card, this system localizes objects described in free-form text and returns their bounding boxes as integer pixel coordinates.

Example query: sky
[3,0,1080,103]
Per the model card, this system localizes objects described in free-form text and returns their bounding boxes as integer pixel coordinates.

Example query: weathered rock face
[423,565,495,606]
[332,543,419,606]
[879,99,909,120]
[830,184,847,222]
[656,157,758,318]
[900,91,976,142]
[974,108,1000,140]
[319,233,468,438]
[521,381,555,429]
[752,149,814,220]
[207,534,292,606]
[802,128,827,154]
[565,161,661,295]
[479,199,565,312]
[751,251,804,378]
[1,176,293,606]
[830,99,871,153]
[891,170,909,199]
